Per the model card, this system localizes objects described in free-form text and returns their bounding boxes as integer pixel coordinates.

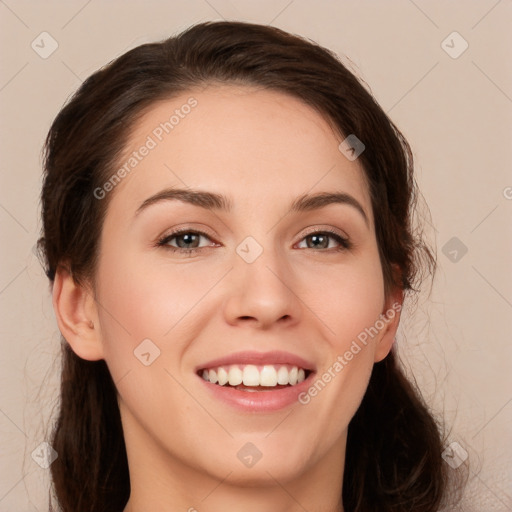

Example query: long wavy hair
[38,20,465,511]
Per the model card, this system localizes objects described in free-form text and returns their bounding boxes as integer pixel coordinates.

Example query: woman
[39,21,464,511]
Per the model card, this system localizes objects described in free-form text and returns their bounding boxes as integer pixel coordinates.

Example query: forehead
[107,84,373,222]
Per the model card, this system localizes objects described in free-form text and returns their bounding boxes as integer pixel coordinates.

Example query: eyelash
[156,228,352,255]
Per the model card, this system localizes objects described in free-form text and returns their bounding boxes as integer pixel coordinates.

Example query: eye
[156,227,351,255]
[296,229,351,251]
[156,229,217,254]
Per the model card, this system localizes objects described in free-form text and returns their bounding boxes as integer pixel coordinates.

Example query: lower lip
[197,373,315,412]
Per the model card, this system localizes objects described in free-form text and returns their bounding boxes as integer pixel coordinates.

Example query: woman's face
[88,85,400,489]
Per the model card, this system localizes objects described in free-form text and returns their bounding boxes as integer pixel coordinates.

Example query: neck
[124,466,345,512]
[122,414,346,512]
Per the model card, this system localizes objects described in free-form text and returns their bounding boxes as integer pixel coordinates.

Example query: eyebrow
[135,188,369,227]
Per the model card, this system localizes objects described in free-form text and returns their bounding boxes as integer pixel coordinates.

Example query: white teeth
[228,366,243,386]
[242,365,260,386]
[277,366,289,385]
[217,366,229,386]
[208,369,218,384]
[260,365,278,386]
[200,364,309,388]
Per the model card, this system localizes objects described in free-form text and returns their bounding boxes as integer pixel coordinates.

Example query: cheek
[93,244,227,370]
[302,254,385,348]
[295,250,384,410]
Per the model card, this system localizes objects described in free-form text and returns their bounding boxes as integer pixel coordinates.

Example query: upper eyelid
[159,225,218,241]
[299,225,348,238]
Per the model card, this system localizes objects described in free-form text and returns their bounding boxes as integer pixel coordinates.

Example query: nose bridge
[223,234,302,327]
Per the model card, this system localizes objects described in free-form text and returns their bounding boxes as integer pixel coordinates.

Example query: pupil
[178,233,199,248]
[308,234,327,249]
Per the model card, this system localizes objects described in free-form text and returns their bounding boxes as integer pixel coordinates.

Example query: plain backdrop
[0,1,511,510]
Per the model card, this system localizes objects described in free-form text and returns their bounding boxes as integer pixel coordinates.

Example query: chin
[193,441,315,486]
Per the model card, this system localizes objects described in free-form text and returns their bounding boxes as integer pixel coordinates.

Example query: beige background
[1,1,511,510]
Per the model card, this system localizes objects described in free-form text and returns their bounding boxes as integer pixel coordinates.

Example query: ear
[52,264,104,361]
[374,284,403,363]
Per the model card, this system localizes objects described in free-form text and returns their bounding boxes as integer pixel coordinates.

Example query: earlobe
[374,286,403,363]
[52,265,104,361]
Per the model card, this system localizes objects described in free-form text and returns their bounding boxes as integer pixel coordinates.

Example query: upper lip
[196,350,316,372]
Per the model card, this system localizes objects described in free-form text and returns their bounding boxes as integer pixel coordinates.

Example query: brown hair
[39,20,464,511]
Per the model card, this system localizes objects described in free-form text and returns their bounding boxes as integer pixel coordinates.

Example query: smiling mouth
[198,364,312,391]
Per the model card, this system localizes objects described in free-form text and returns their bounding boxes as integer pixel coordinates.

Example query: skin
[53,85,402,512]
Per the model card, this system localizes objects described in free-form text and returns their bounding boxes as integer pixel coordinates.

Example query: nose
[222,247,302,330]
